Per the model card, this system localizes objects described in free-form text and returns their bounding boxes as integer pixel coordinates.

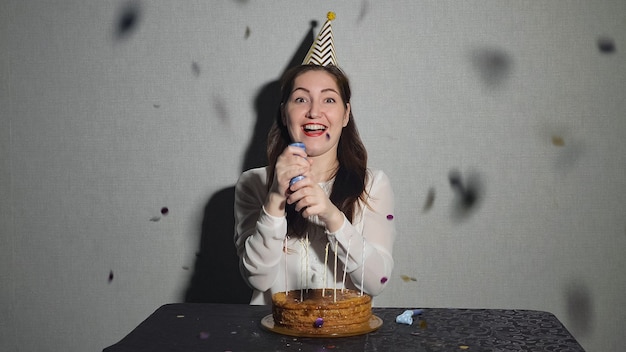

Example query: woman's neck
[310,153,339,183]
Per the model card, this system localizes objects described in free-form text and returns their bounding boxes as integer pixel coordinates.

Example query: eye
[294,97,307,103]
[324,97,336,103]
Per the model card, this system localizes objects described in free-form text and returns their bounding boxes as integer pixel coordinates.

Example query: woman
[234,64,396,305]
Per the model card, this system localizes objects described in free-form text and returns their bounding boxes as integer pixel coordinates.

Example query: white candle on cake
[305,233,309,293]
[360,237,365,296]
[283,236,289,295]
[323,242,329,297]
[334,241,338,302]
[300,239,306,301]
[341,236,353,293]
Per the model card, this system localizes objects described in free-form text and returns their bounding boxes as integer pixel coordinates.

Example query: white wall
[1,1,625,351]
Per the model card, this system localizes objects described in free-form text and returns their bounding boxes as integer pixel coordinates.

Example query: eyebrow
[291,87,340,95]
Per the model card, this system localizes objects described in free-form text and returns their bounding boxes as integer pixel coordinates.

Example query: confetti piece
[198,331,210,339]
[357,0,369,23]
[326,132,331,140]
[182,266,190,270]
[552,135,565,146]
[153,104,161,109]
[115,2,140,39]
[423,187,435,212]
[419,320,428,329]
[108,270,114,283]
[213,96,230,123]
[400,274,417,282]
[459,346,469,350]
[191,62,201,77]
[314,317,324,328]
[386,214,394,220]
[176,315,185,318]
[244,26,251,39]
[471,47,512,88]
[449,169,482,212]
[149,216,161,222]
[380,276,388,284]
[597,36,616,54]
[161,207,169,215]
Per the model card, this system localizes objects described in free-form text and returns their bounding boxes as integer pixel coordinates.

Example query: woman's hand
[287,177,344,232]
[264,145,311,216]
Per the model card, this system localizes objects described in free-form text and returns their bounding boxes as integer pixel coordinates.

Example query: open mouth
[302,124,327,136]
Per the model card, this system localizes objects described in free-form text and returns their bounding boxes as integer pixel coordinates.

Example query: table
[103,304,584,351]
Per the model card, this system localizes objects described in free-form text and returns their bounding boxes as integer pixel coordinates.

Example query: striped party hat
[303,12,337,66]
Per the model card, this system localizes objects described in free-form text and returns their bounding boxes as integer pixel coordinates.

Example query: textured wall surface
[1,1,625,351]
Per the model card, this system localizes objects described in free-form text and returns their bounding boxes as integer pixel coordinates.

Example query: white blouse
[234,167,396,305]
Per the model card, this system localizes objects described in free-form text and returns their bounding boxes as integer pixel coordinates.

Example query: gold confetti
[552,135,564,146]
[459,345,469,350]
[401,274,417,282]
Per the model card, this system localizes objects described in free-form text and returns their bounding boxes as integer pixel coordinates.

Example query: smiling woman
[234,63,396,305]
[234,64,396,304]
[233,13,396,306]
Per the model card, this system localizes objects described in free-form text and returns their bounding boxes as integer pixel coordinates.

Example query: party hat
[302,12,337,66]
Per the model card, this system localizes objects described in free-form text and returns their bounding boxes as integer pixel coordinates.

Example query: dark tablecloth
[103,303,584,351]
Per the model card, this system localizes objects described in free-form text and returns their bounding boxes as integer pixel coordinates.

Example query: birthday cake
[271,288,372,335]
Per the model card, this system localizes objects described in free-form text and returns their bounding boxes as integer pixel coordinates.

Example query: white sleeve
[234,169,287,292]
[326,170,396,296]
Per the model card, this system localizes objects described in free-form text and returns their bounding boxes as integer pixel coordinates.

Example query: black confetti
[191,62,201,77]
[357,0,370,23]
[471,47,512,88]
[115,2,141,40]
[213,96,229,123]
[423,187,435,212]
[108,270,114,283]
[449,169,483,219]
[597,36,616,54]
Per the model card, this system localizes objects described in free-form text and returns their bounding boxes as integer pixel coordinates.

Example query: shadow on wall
[183,22,317,304]
[564,279,595,339]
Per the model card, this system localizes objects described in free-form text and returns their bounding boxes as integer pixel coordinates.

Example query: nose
[306,101,320,118]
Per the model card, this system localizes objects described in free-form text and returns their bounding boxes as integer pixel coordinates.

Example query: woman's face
[283,70,350,159]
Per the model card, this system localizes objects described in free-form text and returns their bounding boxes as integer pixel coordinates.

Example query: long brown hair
[266,64,368,236]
